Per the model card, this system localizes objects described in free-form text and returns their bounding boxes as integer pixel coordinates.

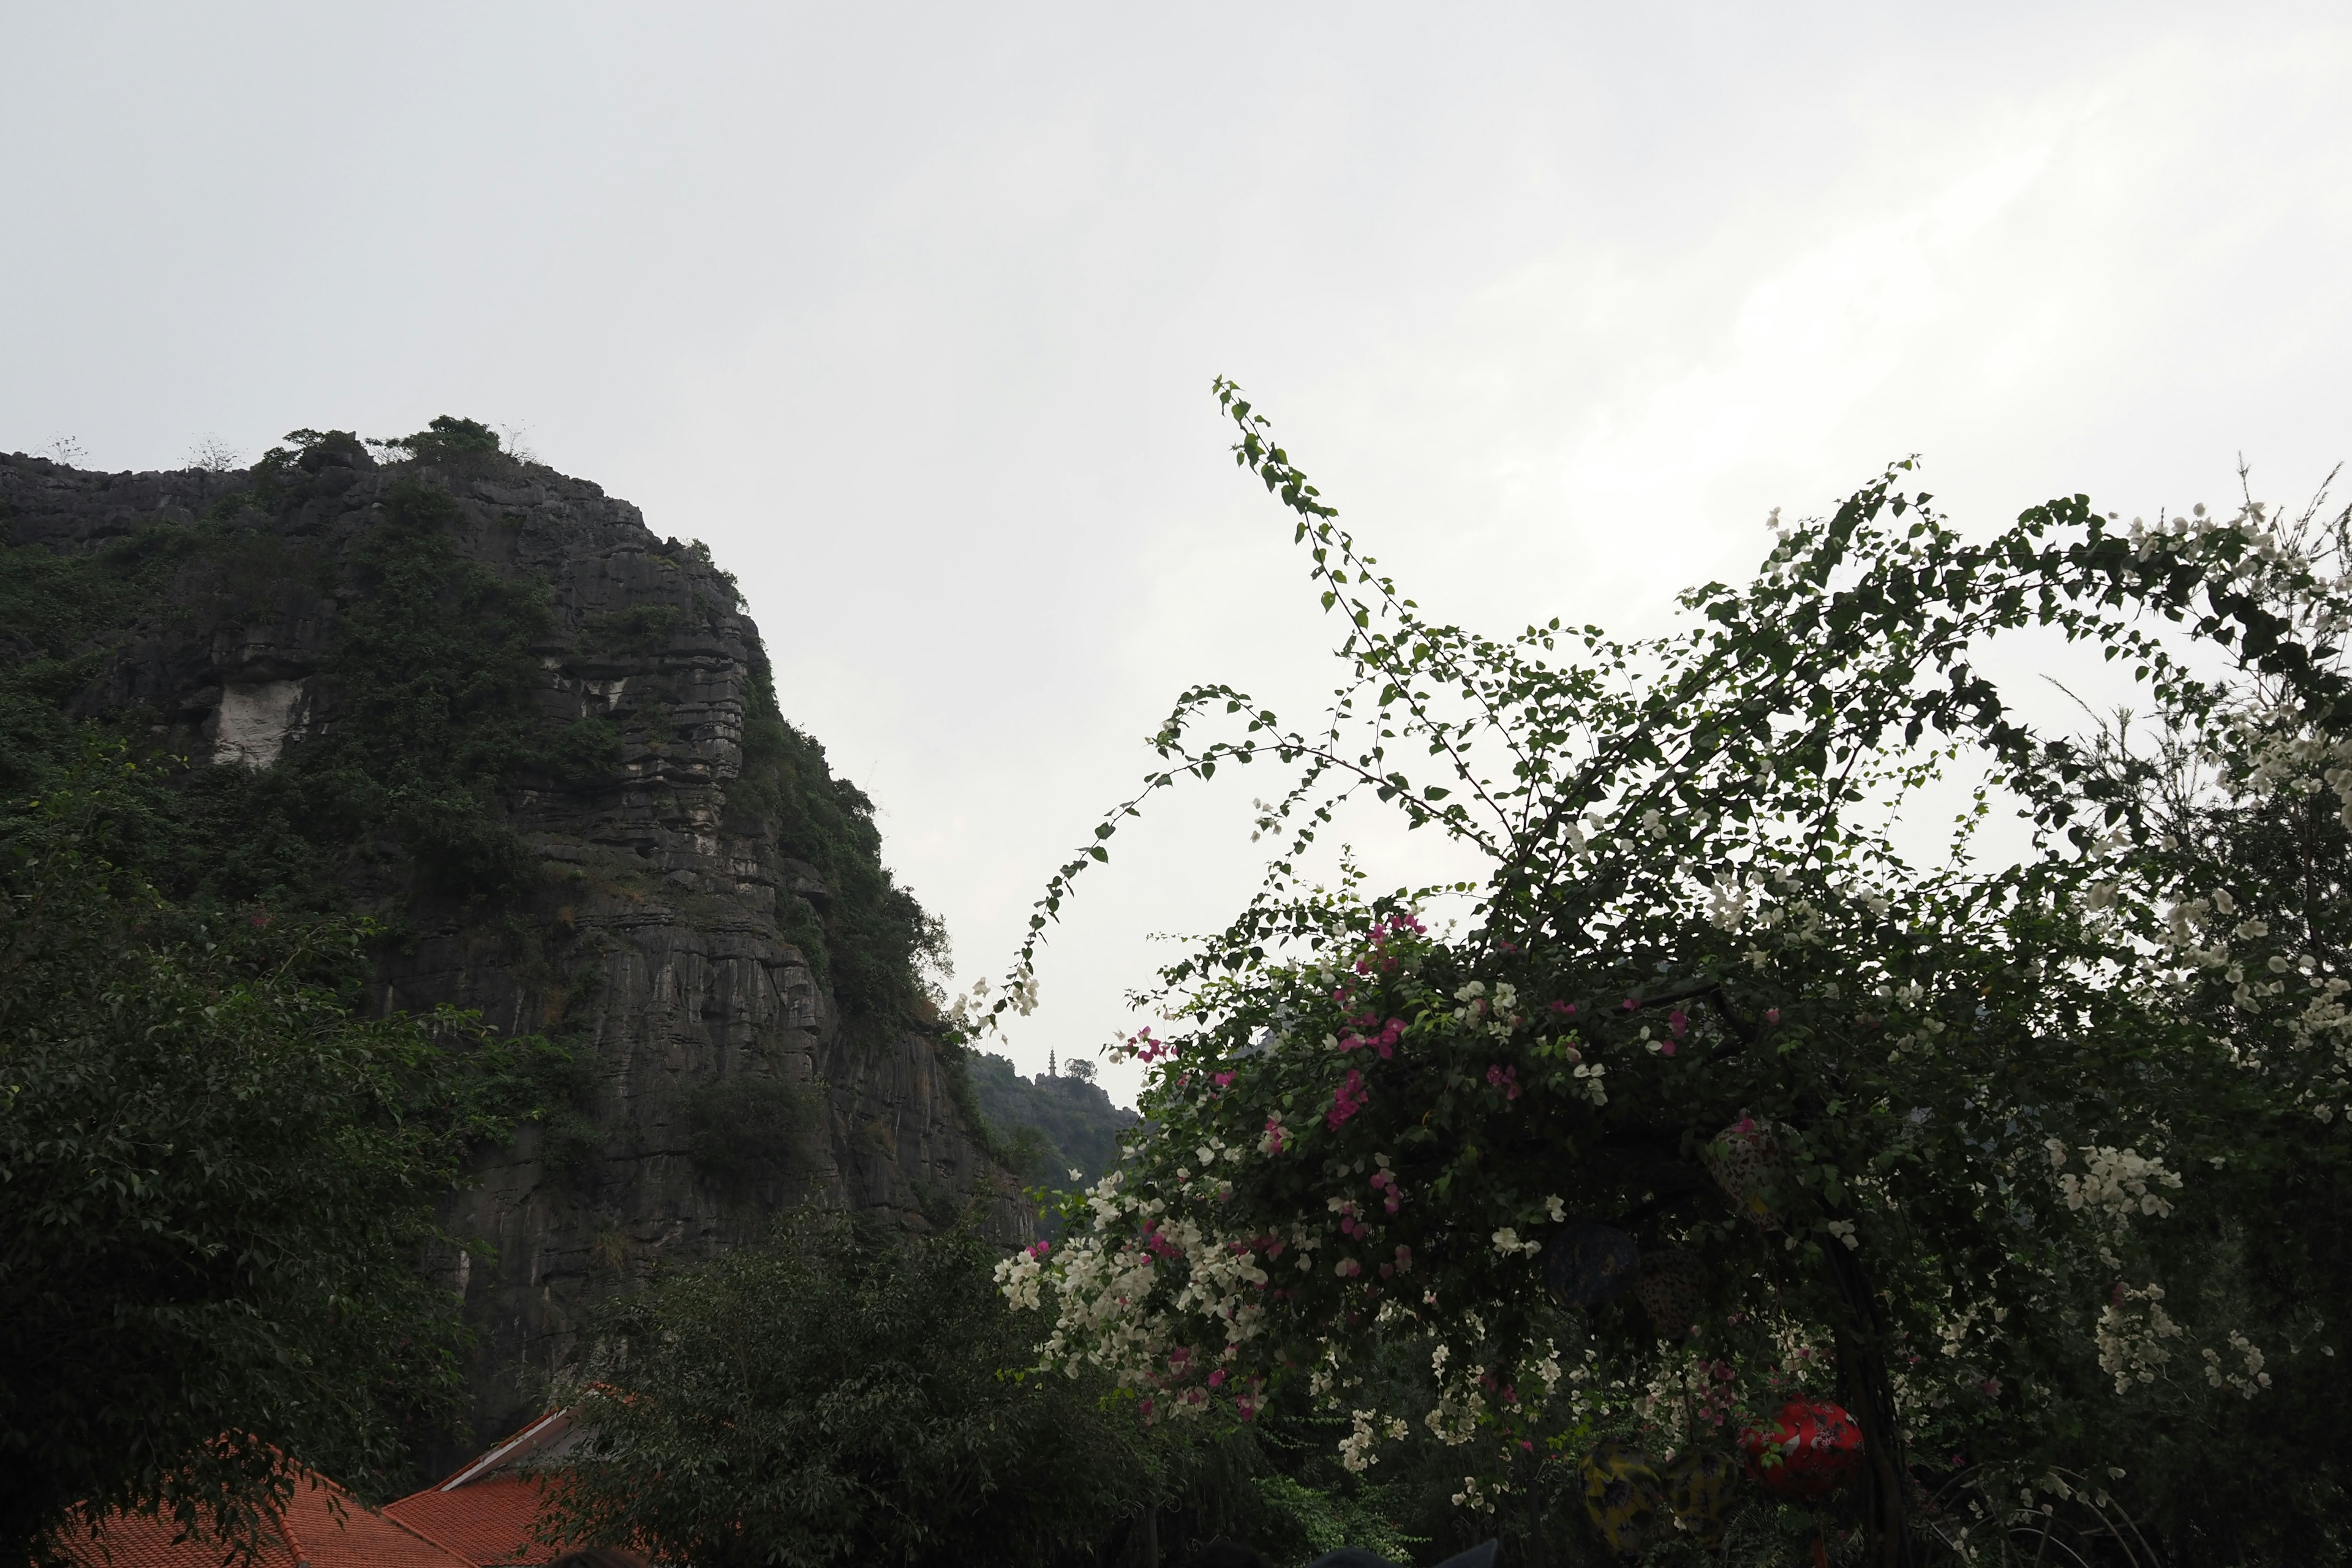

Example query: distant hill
[967,1054,1139,1196]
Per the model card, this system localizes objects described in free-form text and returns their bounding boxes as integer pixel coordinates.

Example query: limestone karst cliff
[0,429,1023,1463]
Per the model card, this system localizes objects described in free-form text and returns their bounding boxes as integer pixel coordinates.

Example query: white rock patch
[215,679,307,768]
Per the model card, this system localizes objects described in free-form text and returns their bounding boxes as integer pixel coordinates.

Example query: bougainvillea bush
[990,388,2352,1564]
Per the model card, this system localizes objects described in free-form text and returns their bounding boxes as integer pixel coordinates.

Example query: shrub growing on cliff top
[989,385,2352,1564]
[375,415,503,464]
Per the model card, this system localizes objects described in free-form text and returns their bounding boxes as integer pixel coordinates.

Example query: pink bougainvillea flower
[1208,1368,1227,1388]
[1327,1068,1370,1129]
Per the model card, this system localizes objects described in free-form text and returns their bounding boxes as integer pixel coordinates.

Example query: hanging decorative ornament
[1661,1449,1736,1549]
[1544,1222,1639,1310]
[1738,1398,1864,1500]
[1704,1117,1789,1229]
[1581,1443,1662,1555]
[1632,1247,1706,1337]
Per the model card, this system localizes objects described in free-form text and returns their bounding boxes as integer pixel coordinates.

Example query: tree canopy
[1,757,548,1562]
[991,386,2352,1563]
[541,1213,1183,1568]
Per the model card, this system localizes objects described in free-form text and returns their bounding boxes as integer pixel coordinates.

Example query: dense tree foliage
[991,387,2352,1564]
[542,1214,1186,1568]
[542,1208,1542,1568]
[0,760,549,1562]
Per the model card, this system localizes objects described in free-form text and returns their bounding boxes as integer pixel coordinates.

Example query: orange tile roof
[382,1411,575,1568]
[64,1470,476,1568]
[380,1477,556,1568]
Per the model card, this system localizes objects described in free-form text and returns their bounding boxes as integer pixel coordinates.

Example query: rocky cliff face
[0,436,1022,1461]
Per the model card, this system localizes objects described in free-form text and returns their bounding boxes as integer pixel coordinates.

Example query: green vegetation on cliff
[0,426,943,1031]
[0,437,575,908]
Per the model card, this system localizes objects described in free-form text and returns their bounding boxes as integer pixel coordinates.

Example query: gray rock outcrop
[0,442,1023,1461]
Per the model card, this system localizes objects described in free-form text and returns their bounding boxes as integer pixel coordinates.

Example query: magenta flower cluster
[1336,1011,1406,1058]
[1327,1067,1370,1129]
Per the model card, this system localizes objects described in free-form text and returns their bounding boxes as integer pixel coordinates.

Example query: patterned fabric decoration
[1738,1398,1865,1499]
[1662,1449,1737,1548]
[1580,1442,1662,1555]
[1544,1222,1640,1310]
[1704,1117,1788,1229]
[1632,1246,1706,1337]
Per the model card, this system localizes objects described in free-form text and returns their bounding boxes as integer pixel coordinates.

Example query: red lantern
[1738,1399,1863,1500]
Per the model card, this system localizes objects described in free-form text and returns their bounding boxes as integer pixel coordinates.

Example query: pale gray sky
[7,4,2350,1104]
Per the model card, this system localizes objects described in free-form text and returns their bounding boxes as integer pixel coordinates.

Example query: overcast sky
[7,4,2350,1105]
